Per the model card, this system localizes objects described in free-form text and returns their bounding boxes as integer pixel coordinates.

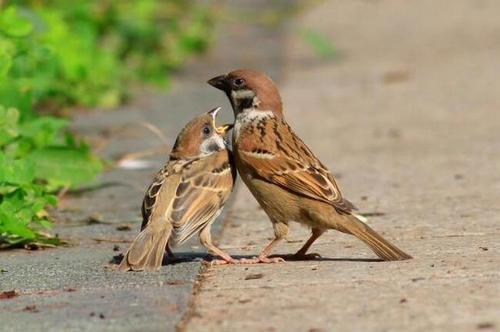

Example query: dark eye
[202,126,211,136]
[233,78,245,87]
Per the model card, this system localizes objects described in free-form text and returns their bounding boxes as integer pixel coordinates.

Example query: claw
[237,256,285,264]
[210,258,239,266]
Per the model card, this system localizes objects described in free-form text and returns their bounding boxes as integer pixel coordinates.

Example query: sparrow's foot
[237,256,285,264]
[259,256,285,263]
[209,258,239,266]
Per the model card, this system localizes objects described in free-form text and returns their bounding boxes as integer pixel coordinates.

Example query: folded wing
[169,150,235,245]
[238,119,355,214]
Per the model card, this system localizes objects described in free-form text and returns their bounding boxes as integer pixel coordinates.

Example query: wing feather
[237,118,355,214]
[169,150,235,246]
[141,164,171,230]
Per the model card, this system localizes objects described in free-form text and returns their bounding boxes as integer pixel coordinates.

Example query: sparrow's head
[170,107,233,160]
[207,69,283,116]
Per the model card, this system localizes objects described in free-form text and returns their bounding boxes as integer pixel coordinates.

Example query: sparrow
[207,69,412,263]
[119,107,237,271]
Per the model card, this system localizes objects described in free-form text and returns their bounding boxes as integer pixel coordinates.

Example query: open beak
[216,123,233,135]
[207,74,228,91]
[207,107,233,135]
[207,106,221,118]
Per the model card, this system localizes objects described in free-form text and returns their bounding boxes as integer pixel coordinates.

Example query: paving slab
[184,1,500,331]
[0,1,288,331]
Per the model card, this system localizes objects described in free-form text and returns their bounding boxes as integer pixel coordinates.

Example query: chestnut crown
[207,69,283,115]
[170,107,232,160]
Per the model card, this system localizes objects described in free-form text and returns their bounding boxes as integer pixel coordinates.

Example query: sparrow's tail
[118,224,172,271]
[339,213,412,261]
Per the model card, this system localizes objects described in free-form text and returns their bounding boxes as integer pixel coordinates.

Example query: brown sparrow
[119,107,237,271]
[208,69,412,263]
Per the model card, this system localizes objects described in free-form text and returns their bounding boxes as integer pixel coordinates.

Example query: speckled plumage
[119,109,236,271]
[208,69,411,262]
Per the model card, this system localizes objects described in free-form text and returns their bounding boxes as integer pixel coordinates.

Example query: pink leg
[199,224,238,265]
[239,221,288,264]
[290,227,325,260]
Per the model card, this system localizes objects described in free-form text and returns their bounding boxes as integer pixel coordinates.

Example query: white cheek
[231,89,255,100]
[213,134,226,149]
[200,135,226,155]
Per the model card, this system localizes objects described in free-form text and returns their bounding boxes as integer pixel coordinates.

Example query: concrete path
[184,1,500,331]
[0,1,287,331]
[2,1,499,331]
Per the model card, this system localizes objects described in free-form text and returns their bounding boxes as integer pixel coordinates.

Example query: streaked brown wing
[237,118,355,214]
[140,162,184,230]
[168,150,235,245]
[141,165,167,230]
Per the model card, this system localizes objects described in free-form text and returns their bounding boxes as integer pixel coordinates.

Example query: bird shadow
[108,252,210,267]
[109,252,383,267]
[268,254,383,263]
[162,253,383,265]
[162,252,212,265]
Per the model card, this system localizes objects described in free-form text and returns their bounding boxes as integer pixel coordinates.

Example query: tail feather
[342,213,412,261]
[118,224,172,271]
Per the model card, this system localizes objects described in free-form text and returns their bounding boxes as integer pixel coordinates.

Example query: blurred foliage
[0,1,214,248]
[300,28,337,60]
[0,105,102,248]
[1,0,214,111]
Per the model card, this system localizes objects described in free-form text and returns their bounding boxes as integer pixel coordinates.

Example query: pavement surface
[0,1,288,331]
[2,1,500,331]
[183,1,500,331]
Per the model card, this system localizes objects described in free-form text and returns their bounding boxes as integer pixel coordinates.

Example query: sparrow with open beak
[208,70,412,263]
[119,107,237,271]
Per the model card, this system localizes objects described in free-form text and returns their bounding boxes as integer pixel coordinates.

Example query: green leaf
[0,184,18,194]
[27,147,102,187]
[37,218,53,230]
[19,116,68,148]
[0,206,35,240]
[0,153,35,185]
[0,6,33,38]
[0,50,12,79]
[0,106,19,145]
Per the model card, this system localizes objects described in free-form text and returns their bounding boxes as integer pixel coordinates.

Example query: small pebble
[245,273,264,280]
[477,322,495,329]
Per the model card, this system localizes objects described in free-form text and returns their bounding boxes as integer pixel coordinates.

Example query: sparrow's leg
[161,240,178,265]
[199,224,238,265]
[290,227,325,260]
[239,221,288,264]
[166,241,175,258]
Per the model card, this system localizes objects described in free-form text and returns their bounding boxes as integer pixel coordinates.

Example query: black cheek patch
[206,142,221,153]
[239,97,254,109]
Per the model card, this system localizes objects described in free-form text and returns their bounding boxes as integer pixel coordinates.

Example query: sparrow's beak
[216,123,233,135]
[207,106,221,118]
[207,74,228,91]
[207,107,232,134]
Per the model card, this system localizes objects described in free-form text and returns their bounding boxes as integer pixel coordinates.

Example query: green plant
[2,1,214,110]
[0,1,213,248]
[0,106,102,248]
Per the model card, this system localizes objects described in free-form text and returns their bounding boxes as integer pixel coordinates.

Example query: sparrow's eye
[233,78,245,88]
[202,126,211,136]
